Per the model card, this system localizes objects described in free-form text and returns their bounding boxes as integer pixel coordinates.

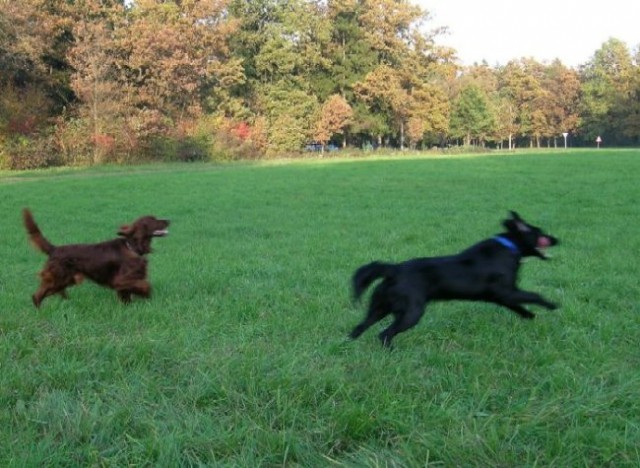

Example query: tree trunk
[91,71,100,164]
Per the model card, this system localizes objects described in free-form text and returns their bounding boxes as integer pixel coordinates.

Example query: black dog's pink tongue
[537,236,551,248]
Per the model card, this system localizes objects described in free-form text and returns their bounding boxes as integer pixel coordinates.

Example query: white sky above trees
[418,0,640,67]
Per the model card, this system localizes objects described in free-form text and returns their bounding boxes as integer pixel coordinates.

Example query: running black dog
[350,211,559,347]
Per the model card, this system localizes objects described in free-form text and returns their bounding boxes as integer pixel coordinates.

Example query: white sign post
[562,132,568,149]
[596,136,602,149]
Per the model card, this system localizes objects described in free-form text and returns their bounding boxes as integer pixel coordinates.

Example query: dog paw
[520,311,535,319]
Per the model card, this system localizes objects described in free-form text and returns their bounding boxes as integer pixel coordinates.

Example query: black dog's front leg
[493,288,558,319]
[496,289,558,319]
[493,287,557,310]
[510,289,558,310]
[501,303,536,319]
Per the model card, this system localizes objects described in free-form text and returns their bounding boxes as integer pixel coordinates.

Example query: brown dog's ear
[118,224,132,237]
[509,210,522,221]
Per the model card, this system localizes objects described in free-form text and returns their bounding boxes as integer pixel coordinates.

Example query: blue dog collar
[494,236,519,254]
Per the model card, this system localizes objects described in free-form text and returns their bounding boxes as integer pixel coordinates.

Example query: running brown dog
[23,208,169,307]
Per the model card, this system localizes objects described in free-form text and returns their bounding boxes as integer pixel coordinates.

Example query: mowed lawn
[1,149,639,466]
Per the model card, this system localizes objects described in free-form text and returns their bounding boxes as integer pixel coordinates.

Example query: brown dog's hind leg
[32,283,69,308]
[32,268,74,308]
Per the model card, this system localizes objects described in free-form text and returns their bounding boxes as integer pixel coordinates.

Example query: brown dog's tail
[352,261,395,302]
[23,208,55,255]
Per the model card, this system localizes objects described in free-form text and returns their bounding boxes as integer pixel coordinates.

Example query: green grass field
[1,149,639,466]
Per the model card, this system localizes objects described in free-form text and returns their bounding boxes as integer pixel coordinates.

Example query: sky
[416,0,640,67]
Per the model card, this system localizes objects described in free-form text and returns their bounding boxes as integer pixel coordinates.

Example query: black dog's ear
[506,211,530,232]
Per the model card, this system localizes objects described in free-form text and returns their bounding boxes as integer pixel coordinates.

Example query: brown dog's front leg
[117,290,132,303]
[114,277,151,303]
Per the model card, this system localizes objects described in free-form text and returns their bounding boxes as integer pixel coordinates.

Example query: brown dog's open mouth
[153,229,169,237]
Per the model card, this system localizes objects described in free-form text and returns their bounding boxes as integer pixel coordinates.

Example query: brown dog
[23,208,169,307]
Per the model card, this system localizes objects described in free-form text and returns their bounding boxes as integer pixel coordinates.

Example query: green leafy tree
[492,95,518,149]
[314,0,377,100]
[350,102,389,148]
[618,62,640,144]
[497,59,546,146]
[258,82,319,154]
[450,84,494,146]
[580,38,636,145]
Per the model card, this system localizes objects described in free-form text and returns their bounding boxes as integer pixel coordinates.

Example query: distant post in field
[562,132,568,149]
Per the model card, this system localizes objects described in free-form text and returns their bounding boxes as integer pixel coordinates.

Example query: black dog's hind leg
[350,286,391,340]
[378,301,425,348]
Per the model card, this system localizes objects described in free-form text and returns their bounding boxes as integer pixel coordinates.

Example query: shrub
[0,135,61,170]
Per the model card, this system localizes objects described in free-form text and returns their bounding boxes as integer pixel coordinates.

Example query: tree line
[1,0,639,169]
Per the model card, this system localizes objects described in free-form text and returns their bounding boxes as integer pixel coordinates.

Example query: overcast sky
[417,0,640,67]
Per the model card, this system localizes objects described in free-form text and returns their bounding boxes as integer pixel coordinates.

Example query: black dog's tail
[352,261,395,302]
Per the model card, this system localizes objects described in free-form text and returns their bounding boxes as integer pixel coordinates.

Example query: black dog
[350,211,559,347]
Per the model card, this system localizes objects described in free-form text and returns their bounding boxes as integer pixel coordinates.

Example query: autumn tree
[405,116,425,149]
[314,94,353,151]
[355,64,410,148]
[66,1,127,162]
[542,60,581,146]
[353,0,454,149]
[358,0,424,66]
[407,83,449,147]
[127,1,236,115]
[0,0,74,135]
